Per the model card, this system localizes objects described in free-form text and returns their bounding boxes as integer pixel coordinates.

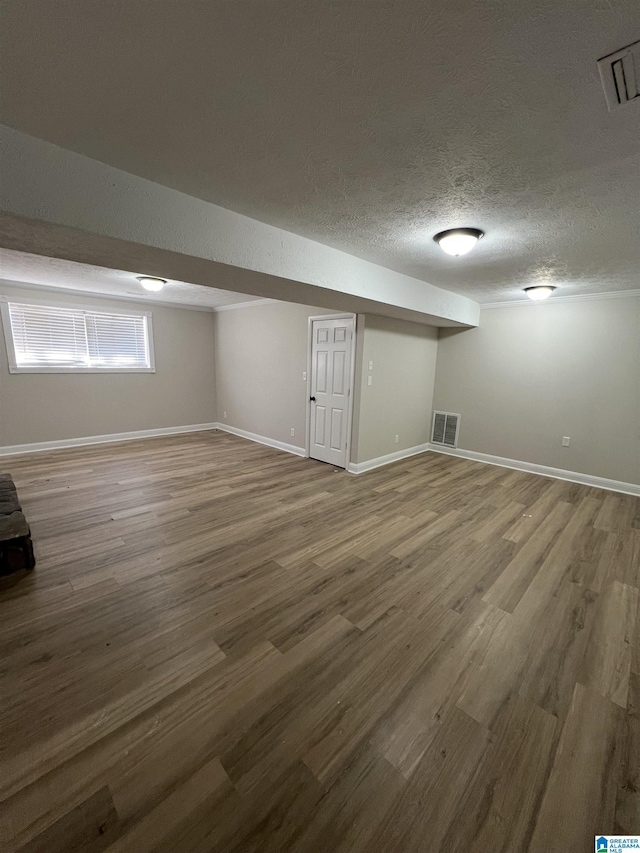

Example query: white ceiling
[0,250,261,310]
[1,0,639,303]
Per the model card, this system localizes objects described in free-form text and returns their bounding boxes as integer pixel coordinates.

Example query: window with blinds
[1,299,154,373]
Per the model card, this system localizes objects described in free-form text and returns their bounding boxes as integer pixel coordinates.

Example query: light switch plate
[367,375,373,386]
[562,436,570,446]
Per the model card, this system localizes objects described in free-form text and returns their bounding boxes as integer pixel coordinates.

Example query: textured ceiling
[1,0,639,303]
[0,250,260,310]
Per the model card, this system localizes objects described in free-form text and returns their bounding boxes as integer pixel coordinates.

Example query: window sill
[8,367,157,375]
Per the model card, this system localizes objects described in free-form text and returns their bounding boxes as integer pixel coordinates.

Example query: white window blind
[2,300,154,373]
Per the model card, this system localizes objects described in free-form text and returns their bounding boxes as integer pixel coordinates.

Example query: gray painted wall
[214,304,439,466]
[353,315,438,464]
[433,295,640,484]
[214,301,336,449]
[0,284,217,446]
[3,282,636,488]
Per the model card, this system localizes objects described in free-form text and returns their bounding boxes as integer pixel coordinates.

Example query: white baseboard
[429,446,640,497]
[4,424,635,496]
[214,423,306,457]
[348,442,430,474]
[0,422,219,456]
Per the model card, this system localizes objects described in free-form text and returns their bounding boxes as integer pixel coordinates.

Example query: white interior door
[309,317,354,468]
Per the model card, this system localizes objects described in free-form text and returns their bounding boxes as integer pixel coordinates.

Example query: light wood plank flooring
[0,430,638,852]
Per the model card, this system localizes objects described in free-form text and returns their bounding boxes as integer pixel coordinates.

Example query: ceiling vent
[431,411,460,448]
[597,40,640,111]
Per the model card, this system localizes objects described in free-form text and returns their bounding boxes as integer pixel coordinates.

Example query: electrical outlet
[302,371,307,381]
[223,411,227,419]
[368,360,374,370]
[562,436,570,447]
[394,435,399,444]
[290,428,295,437]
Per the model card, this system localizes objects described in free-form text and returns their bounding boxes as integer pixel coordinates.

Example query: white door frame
[305,313,357,468]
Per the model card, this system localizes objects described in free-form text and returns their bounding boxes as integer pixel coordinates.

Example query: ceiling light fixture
[137,276,167,292]
[524,285,556,301]
[434,228,484,257]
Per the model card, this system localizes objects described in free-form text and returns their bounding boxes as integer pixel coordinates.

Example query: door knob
[310,396,316,402]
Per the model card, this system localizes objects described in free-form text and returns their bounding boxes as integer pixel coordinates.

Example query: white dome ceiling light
[524,285,556,301]
[434,228,484,257]
[137,276,167,292]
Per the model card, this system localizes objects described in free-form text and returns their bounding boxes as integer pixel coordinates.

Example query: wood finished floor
[0,430,638,852]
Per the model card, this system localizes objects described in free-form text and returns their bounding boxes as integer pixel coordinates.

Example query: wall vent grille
[431,411,460,448]
[598,41,640,111]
